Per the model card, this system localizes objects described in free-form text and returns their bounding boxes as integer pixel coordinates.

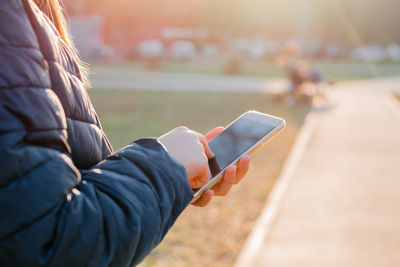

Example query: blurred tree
[64,0,400,46]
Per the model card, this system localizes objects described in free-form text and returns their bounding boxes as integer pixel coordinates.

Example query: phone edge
[191,119,285,203]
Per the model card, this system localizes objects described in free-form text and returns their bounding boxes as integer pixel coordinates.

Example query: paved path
[90,67,286,93]
[235,80,400,267]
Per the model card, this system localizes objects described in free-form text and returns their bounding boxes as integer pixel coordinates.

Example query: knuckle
[177,126,189,132]
[184,130,198,141]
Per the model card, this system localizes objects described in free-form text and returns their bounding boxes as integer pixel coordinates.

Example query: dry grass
[89,90,308,267]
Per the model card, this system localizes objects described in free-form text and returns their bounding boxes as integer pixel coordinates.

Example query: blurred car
[137,39,164,59]
[248,41,267,59]
[202,44,220,58]
[325,45,341,59]
[351,45,386,61]
[386,44,400,61]
[170,40,197,60]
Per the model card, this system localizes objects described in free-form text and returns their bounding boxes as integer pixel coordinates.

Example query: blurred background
[65,0,400,79]
[64,0,400,266]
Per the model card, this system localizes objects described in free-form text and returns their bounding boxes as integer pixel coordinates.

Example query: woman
[0,0,250,266]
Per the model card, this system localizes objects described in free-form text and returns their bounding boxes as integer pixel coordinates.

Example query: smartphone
[192,110,285,203]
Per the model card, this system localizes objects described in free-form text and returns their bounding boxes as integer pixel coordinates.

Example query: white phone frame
[192,110,286,203]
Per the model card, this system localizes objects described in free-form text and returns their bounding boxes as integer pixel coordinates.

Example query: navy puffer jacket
[0,0,193,266]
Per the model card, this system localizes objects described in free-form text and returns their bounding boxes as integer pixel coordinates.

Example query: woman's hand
[191,127,251,207]
[158,126,214,188]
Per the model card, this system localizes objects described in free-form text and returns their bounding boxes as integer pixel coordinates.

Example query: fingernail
[243,155,251,161]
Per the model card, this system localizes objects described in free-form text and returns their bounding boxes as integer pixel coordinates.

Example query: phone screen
[208,116,276,177]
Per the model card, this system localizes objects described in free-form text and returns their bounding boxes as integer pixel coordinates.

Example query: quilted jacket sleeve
[0,1,193,266]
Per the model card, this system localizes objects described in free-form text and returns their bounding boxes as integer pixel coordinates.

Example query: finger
[212,165,236,196]
[191,189,214,207]
[189,155,211,188]
[197,133,214,158]
[189,177,207,189]
[234,155,251,184]
[205,127,224,142]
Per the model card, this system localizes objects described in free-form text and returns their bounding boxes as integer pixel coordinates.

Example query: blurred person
[0,0,250,266]
[276,41,327,106]
[276,41,303,93]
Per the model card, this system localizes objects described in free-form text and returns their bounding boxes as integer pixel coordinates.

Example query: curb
[234,110,319,267]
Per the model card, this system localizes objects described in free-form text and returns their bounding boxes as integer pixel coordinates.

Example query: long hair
[34,0,90,87]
